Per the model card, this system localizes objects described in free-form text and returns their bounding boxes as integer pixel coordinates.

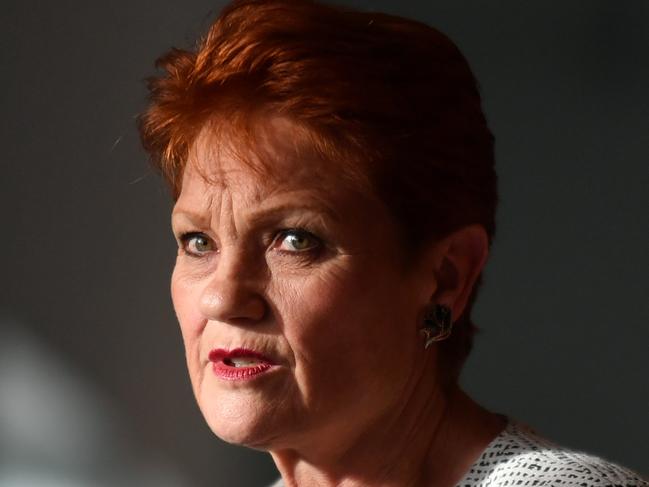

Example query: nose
[198,248,267,325]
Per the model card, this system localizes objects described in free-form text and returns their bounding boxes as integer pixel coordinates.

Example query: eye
[273,229,321,253]
[179,232,216,257]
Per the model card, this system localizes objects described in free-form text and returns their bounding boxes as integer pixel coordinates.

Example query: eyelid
[178,231,216,257]
[272,228,322,253]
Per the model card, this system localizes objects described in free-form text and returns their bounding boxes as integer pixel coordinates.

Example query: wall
[1,1,647,485]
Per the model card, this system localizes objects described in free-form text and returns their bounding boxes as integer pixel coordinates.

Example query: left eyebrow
[246,191,343,226]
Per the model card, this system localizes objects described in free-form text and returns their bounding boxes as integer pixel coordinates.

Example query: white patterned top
[456,419,646,486]
[268,419,647,486]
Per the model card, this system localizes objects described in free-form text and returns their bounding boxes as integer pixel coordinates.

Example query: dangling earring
[420,304,453,349]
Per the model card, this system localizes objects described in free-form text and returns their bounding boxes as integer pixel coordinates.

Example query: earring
[420,304,453,349]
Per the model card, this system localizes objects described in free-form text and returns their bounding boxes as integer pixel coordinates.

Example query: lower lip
[211,361,274,381]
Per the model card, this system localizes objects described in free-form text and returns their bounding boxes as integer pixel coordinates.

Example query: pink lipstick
[208,348,275,381]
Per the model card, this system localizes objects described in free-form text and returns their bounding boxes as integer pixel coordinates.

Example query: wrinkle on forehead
[182,113,373,197]
[173,116,349,233]
[186,115,315,188]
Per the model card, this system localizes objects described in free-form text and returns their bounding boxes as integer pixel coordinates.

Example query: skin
[171,116,506,486]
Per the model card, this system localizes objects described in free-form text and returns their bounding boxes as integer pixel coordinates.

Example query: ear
[425,225,490,321]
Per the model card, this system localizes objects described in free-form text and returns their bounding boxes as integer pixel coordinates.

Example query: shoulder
[457,420,648,487]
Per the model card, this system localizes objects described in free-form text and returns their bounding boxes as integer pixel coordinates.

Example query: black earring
[420,304,453,349]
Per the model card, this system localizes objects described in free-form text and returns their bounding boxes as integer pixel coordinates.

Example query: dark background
[1,1,647,486]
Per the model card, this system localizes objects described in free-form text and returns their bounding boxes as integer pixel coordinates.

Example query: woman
[138,0,647,485]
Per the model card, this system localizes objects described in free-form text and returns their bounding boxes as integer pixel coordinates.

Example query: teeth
[227,357,262,368]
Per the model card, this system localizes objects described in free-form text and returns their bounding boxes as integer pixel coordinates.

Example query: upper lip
[208,348,276,365]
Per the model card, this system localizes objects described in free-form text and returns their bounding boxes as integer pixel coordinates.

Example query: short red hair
[139,0,497,381]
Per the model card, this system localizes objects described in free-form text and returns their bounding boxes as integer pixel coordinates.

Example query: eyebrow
[252,200,342,225]
[171,200,342,229]
[170,210,210,228]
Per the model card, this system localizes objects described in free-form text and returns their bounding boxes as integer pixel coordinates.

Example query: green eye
[193,235,212,252]
[276,229,320,253]
[180,232,215,256]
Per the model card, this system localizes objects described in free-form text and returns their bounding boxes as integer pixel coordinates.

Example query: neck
[270,380,506,487]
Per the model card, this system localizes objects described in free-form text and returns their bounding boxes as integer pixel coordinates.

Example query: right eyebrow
[170,209,211,229]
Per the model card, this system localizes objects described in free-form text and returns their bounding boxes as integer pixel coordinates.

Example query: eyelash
[177,228,322,258]
[178,232,214,258]
[274,228,322,255]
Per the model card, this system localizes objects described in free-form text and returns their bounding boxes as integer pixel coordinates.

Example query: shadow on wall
[0,317,187,487]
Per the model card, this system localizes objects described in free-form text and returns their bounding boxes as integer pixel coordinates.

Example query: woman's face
[171,117,434,452]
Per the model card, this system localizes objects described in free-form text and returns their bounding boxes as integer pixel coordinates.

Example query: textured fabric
[267,419,648,486]
[456,420,647,486]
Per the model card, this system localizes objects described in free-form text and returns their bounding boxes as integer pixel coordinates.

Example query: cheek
[171,267,204,338]
[295,264,407,342]
[171,268,205,386]
[276,261,414,402]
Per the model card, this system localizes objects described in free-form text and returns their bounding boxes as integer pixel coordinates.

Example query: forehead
[176,116,370,208]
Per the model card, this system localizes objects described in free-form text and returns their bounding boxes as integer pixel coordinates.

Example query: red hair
[139,0,497,380]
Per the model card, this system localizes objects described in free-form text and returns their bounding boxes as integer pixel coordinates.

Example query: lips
[208,348,275,381]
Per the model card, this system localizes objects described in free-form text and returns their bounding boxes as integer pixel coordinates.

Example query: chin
[198,385,284,449]
[204,409,282,450]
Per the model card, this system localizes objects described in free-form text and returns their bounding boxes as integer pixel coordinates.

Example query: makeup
[208,348,276,381]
